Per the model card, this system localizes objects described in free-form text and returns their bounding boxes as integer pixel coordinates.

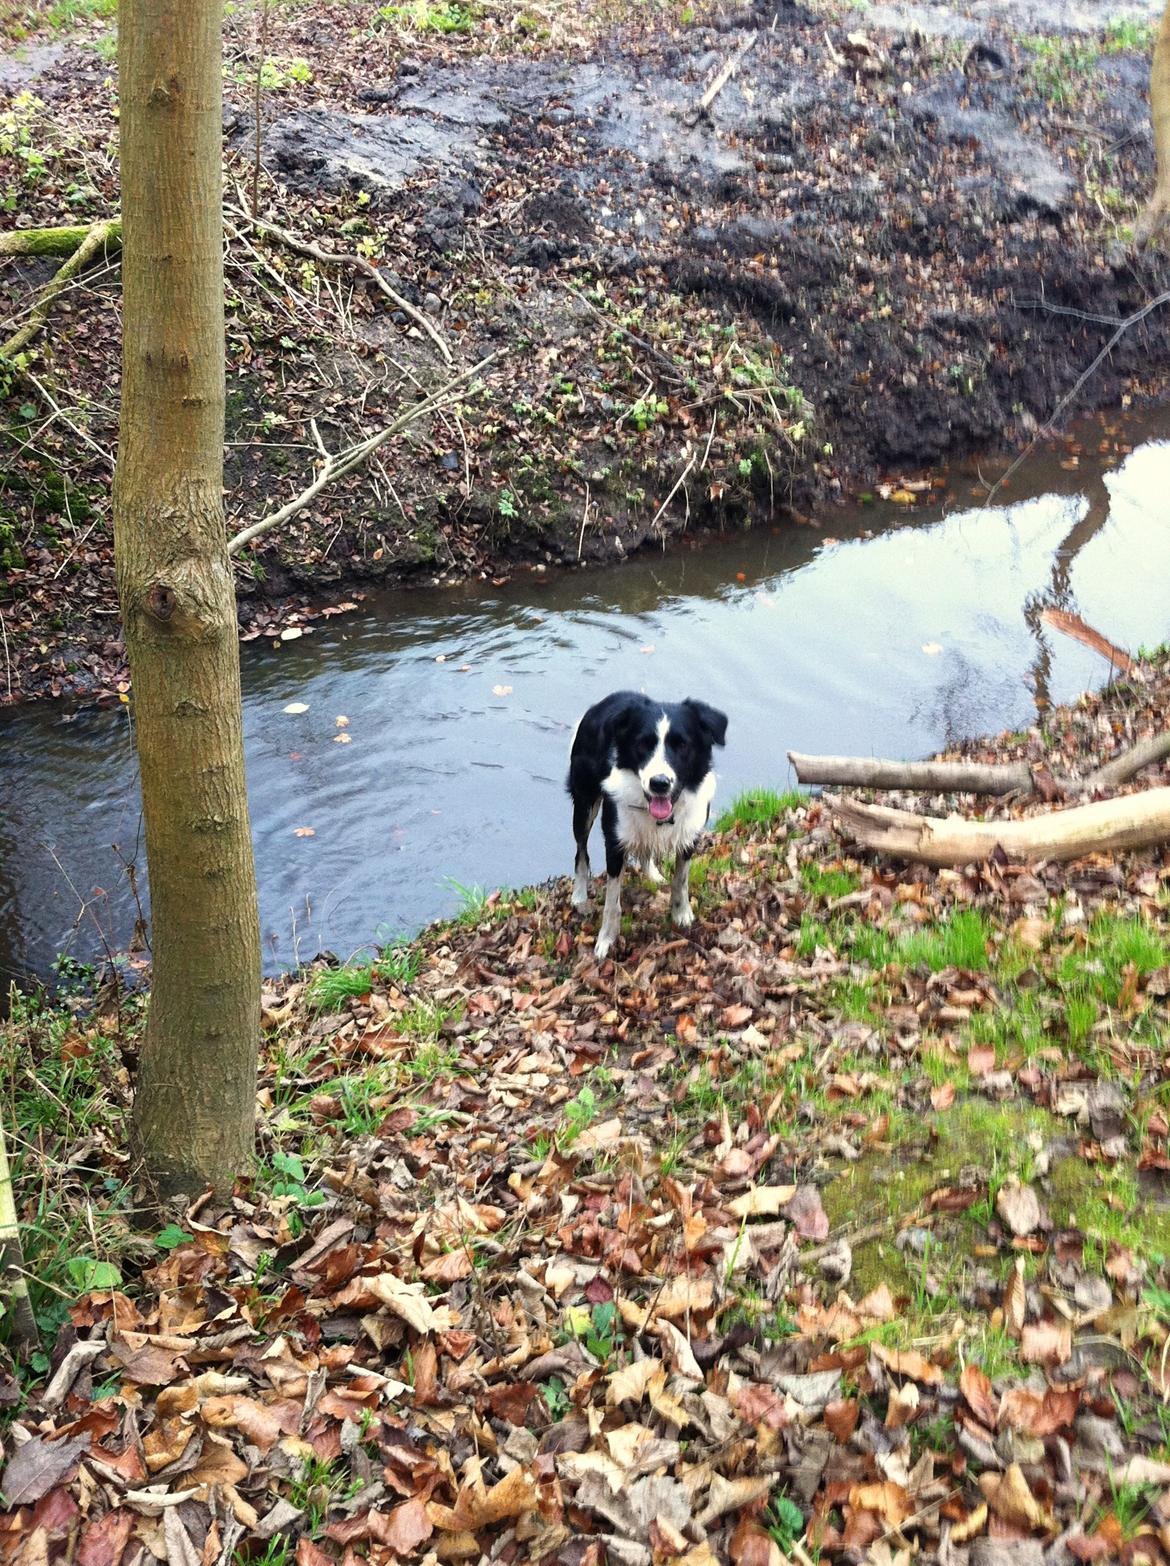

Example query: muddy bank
[3,0,1170,704]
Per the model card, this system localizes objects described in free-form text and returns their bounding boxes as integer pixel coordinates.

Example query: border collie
[567,692,729,960]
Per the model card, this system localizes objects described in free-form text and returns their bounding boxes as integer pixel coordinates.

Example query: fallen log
[0,220,122,258]
[1,219,120,361]
[787,752,1033,796]
[790,726,1170,799]
[826,786,1170,868]
[1084,728,1170,793]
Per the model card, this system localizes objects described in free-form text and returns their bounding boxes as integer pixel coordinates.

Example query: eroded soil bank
[7,654,1170,1562]
[3,0,1170,703]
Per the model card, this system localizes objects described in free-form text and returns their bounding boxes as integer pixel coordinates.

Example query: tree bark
[115,0,260,1200]
[826,787,1170,868]
[1137,0,1170,246]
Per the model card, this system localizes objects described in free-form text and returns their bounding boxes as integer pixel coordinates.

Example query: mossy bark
[115,0,261,1200]
[0,222,122,257]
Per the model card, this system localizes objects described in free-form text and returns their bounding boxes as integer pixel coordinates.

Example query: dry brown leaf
[978,1463,1056,1533]
[607,1358,662,1407]
[849,1480,913,1527]
[960,1364,998,1428]
[1002,1256,1027,1338]
[654,1273,715,1321]
[950,1502,988,1544]
[727,1185,798,1219]
[697,1473,775,1528]
[365,1273,455,1334]
[448,1464,539,1529]
[1020,1320,1072,1367]
[995,1180,1042,1238]
[872,1344,943,1384]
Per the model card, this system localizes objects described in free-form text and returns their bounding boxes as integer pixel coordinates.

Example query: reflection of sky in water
[2,438,1170,982]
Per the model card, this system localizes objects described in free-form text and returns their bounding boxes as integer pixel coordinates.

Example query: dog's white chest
[603,768,717,858]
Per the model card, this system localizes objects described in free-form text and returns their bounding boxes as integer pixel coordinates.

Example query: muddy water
[3,425,1170,987]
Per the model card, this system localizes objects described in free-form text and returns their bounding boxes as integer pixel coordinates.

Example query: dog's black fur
[567,691,728,958]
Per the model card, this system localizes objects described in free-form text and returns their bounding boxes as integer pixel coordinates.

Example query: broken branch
[0,221,122,258]
[226,351,501,556]
[1,219,119,362]
[826,786,1170,868]
[787,751,1033,796]
[226,203,452,364]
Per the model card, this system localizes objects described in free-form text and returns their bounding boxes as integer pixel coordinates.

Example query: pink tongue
[649,795,673,821]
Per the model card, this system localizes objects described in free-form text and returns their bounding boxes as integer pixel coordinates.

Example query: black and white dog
[567,692,729,959]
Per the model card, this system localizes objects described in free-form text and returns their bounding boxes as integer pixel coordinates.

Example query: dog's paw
[593,930,614,961]
[644,861,665,885]
[571,880,589,909]
[671,900,695,929]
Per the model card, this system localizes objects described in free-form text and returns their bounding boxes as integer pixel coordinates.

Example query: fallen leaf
[727,1185,798,1219]
[293,827,315,838]
[960,1364,998,1428]
[1,1435,90,1505]
[995,1180,1043,1238]
[978,1463,1056,1533]
[492,684,513,697]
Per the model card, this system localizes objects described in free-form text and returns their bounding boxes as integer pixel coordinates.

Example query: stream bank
[4,0,1170,704]
[5,651,1170,1562]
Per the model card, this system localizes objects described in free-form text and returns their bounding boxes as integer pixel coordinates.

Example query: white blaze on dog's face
[640,713,675,821]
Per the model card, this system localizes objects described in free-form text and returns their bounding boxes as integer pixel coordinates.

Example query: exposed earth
[3,0,1170,703]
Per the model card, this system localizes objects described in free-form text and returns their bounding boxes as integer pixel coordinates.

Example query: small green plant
[46,0,116,26]
[0,92,52,206]
[306,959,375,1010]
[542,1376,570,1418]
[377,0,478,30]
[262,1150,326,1210]
[628,394,668,432]
[714,788,803,832]
[444,877,490,924]
[764,1493,805,1556]
[559,1084,599,1147]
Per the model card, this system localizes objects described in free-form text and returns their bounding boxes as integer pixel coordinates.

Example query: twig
[987,287,1170,504]
[23,370,115,470]
[0,219,117,362]
[0,609,11,701]
[252,0,271,216]
[563,282,687,386]
[226,351,501,555]
[0,1107,40,1354]
[227,202,452,364]
[648,452,696,537]
[577,482,591,560]
[690,30,759,120]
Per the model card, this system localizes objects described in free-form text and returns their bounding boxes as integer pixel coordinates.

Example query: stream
[3,419,1169,988]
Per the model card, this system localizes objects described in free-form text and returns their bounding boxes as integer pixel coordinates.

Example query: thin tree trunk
[115,0,260,1199]
[1137,0,1170,246]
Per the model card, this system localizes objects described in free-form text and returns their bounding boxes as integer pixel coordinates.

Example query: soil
[3,0,1170,705]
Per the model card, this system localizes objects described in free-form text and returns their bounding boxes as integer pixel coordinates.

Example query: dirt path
[3,0,1170,704]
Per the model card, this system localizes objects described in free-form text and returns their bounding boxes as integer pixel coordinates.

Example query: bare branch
[226,203,453,364]
[226,351,501,556]
[0,220,118,362]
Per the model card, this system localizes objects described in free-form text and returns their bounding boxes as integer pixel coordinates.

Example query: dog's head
[612,697,728,823]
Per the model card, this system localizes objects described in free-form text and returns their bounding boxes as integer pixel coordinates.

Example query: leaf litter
[5,658,1170,1563]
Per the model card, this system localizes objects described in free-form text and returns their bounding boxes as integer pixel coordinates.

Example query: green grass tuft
[714,788,804,833]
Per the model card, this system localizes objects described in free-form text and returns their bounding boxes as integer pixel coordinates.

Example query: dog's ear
[685,700,728,748]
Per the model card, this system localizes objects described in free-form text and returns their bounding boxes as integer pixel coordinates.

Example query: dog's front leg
[594,806,625,960]
[572,798,600,908]
[670,848,695,929]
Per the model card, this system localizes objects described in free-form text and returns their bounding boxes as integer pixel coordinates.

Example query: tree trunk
[115,0,260,1200]
[1137,0,1170,246]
